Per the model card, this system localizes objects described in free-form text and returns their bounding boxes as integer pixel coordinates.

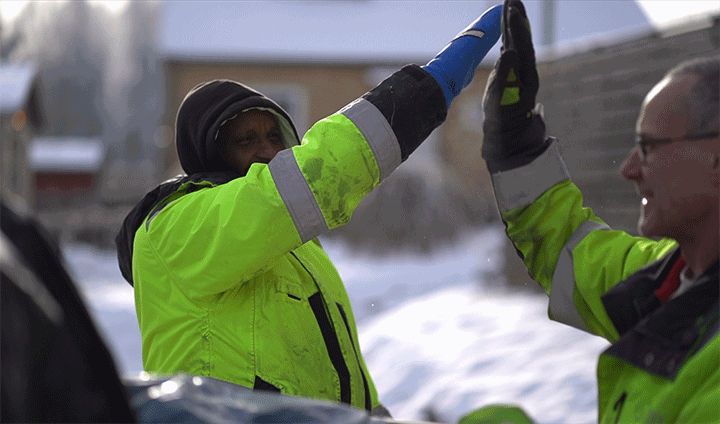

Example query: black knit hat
[175,80,300,175]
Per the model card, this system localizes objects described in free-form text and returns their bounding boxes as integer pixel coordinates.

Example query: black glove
[481,0,550,173]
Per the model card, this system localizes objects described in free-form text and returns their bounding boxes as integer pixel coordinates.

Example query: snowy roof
[28,137,106,172]
[159,1,656,63]
[0,63,36,113]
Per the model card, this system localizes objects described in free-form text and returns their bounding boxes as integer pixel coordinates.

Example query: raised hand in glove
[481,0,550,173]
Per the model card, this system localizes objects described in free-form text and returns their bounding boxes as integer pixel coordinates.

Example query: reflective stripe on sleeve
[549,220,610,332]
[338,98,401,182]
[491,142,571,211]
[269,149,329,243]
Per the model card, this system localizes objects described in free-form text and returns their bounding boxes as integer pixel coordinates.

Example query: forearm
[493,142,675,338]
[272,65,447,240]
[494,141,592,290]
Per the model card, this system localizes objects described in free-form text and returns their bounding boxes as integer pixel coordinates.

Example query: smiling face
[217,109,285,175]
[620,74,719,241]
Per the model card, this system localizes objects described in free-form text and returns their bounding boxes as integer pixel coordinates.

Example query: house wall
[441,70,495,204]
[34,172,95,209]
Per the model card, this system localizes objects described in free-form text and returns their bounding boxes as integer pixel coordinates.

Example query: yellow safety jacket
[116,65,447,411]
[490,142,719,423]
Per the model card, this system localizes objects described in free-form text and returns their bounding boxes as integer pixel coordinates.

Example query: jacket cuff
[490,140,571,212]
[361,64,447,161]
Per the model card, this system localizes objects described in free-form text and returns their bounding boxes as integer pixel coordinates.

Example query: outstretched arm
[481,0,675,340]
[139,6,503,298]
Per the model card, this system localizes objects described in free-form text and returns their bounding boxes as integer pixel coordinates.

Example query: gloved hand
[422,4,503,110]
[481,0,550,173]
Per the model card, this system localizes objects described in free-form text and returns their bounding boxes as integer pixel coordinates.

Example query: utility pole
[542,0,555,47]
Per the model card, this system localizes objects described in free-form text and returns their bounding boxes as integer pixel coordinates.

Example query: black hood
[117,80,301,286]
[176,79,300,175]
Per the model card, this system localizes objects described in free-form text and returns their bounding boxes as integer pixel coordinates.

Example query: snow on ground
[359,285,608,424]
[62,225,609,424]
[63,243,143,375]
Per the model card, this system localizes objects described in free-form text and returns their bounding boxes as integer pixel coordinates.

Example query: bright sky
[0,1,127,24]
[0,1,27,23]
[637,0,720,27]
[2,1,718,36]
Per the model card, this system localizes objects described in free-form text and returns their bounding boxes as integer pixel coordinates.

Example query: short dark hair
[665,56,719,135]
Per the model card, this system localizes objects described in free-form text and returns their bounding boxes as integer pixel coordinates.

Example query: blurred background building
[1,1,163,247]
[1,1,718,287]
[1,62,38,207]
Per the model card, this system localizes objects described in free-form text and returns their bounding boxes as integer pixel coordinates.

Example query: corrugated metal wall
[537,16,720,234]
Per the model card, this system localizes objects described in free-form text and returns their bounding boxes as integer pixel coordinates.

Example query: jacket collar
[601,249,719,380]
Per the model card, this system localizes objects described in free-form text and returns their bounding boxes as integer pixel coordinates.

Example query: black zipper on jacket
[290,252,351,405]
[337,302,372,411]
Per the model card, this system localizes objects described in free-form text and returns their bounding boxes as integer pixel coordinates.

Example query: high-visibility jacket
[116,65,447,412]
[490,142,720,423]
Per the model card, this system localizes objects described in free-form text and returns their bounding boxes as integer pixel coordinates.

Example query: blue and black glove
[423,4,503,110]
[361,5,501,163]
[481,0,551,173]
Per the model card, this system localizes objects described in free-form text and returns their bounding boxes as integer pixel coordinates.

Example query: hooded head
[175,79,300,175]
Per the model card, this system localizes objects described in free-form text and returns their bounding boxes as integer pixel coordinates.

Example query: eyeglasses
[636,131,719,161]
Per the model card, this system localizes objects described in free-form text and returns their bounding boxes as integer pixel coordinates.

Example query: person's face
[218,109,285,175]
[620,74,719,240]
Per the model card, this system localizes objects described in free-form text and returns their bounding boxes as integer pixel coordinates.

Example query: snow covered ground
[63,225,609,424]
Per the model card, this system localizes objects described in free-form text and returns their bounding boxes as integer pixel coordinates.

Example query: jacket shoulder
[115,171,240,286]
